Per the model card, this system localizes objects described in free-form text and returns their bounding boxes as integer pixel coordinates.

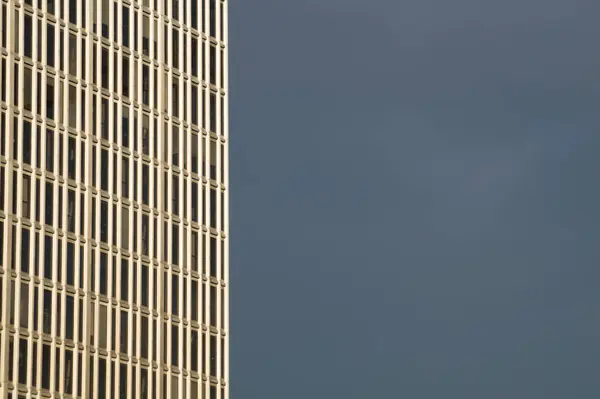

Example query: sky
[229,1,600,398]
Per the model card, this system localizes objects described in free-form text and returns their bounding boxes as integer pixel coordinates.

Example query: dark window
[101,47,109,89]
[100,252,108,295]
[121,259,128,301]
[46,129,54,172]
[23,67,33,111]
[67,190,75,232]
[101,0,109,38]
[122,107,129,146]
[122,157,129,198]
[46,80,55,119]
[142,65,150,105]
[22,175,31,219]
[101,149,108,191]
[43,290,52,333]
[141,317,149,359]
[210,45,216,85]
[45,182,53,225]
[66,241,75,286]
[142,115,150,155]
[21,228,30,273]
[120,311,128,353]
[101,98,109,139]
[47,24,55,67]
[191,0,198,29]
[100,201,108,243]
[66,295,74,339]
[210,237,217,277]
[172,28,179,69]
[24,15,32,58]
[122,6,130,47]
[171,325,178,366]
[98,358,106,399]
[64,349,74,394]
[142,214,149,255]
[141,264,149,307]
[68,137,76,179]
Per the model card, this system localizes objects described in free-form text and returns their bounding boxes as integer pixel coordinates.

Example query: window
[18,338,28,385]
[47,24,55,67]
[191,280,198,321]
[47,79,55,119]
[121,206,129,249]
[66,190,76,233]
[101,47,109,89]
[143,15,150,56]
[45,182,53,225]
[142,214,149,255]
[122,156,129,198]
[172,81,179,116]
[69,34,77,76]
[210,93,217,134]
[122,106,129,146]
[210,237,217,277]
[100,200,108,243]
[41,344,51,389]
[210,0,216,37]
[191,38,198,77]
[141,316,149,359]
[69,85,77,128]
[68,136,77,179]
[120,310,128,353]
[171,325,178,366]
[121,259,128,301]
[101,149,108,191]
[101,0,110,38]
[43,289,52,333]
[22,175,31,219]
[122,6,130,47]
[66,295,74,340]
[122,56,130,97]
[210,45,216,85]
[23,67,33,111]
[46,129,54,172]
[142,65,150,105]
[64,349,74,394]
[172,28,179,69]
[99,305,107,348]
[141,264,149,307]
[142,114,150,155]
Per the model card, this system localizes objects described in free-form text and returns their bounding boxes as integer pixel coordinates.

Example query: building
[0,1,229,398]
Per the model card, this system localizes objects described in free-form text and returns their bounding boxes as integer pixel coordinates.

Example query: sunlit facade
[0,0,229,398]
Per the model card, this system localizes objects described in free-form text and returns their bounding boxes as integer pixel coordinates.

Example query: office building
[0,0,229,398]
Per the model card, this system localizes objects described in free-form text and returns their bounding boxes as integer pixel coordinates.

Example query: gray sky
[229,1,600,397]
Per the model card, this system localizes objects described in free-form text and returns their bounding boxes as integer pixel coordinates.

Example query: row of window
[2,333,225,398]
[7,14,226,92]
[0,239,225,322]
[1,169,226,263]
[0,58,227,140]
[1,275,225,356]
[0,196,227,281]
[2,152,225,231]
[1,118,226,193]
[9,0,227,43]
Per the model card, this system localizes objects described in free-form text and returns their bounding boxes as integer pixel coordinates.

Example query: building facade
[0,0,229,398]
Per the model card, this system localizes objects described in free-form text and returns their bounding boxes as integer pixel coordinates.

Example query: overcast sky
[229,1,600,397]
